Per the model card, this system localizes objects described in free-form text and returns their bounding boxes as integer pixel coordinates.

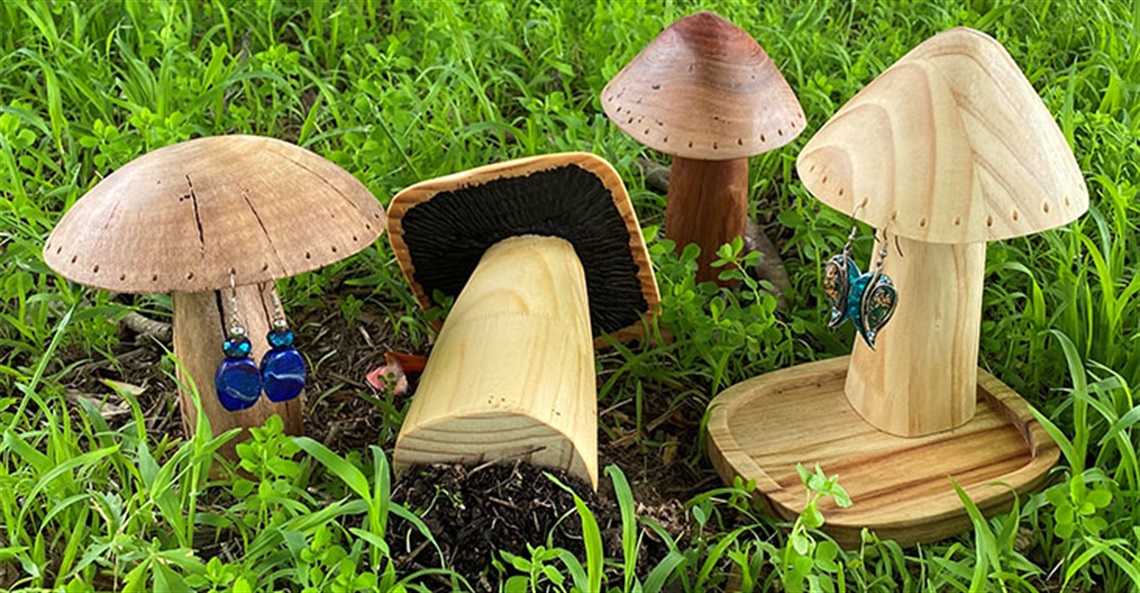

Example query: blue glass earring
[215,273,262,411]
[260,290,306,402]
[823,223,898,350]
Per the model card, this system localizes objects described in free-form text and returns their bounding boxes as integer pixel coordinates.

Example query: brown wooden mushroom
[386,153,659,488]
[602,11,805,282]
[43,135,385,458]
[797,27,1088,436]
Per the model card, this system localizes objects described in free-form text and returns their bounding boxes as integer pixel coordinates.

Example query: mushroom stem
[665,156,749,283]
[844,237,986,436]
[393,234,598,488]
[172,282,304,459]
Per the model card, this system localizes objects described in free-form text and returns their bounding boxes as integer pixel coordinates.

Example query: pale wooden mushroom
[44,135,385,457]
[797,27,1088,436]
[602,11,805,282]
[386,153,659,488]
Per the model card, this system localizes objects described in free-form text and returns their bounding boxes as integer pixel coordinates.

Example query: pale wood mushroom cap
[387,152,660,347]
[797,27,1088,244]
[601,11,806,161]
[44,135,385,292]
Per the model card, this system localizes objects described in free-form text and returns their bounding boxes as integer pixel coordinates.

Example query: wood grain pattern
[387,152,659,347]
[394,235,598,487]
[664,157,749,283]
[45,135,385,293]
[797,27,1087,244]
[706,357,1058,547]
[603,11,805,161]
[173,283,304,460]
[845,237,986,436]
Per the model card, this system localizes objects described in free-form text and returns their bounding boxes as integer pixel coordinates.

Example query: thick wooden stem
[665,156,749,283]
[172,283,304,460]
[845,238,986,436]
[394,235,597,487]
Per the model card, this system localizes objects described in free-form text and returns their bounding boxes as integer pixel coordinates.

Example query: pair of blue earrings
[214,276,306,411]
[823,220,898,350]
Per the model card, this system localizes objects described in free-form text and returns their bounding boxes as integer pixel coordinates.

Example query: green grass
[1,0,1139,590]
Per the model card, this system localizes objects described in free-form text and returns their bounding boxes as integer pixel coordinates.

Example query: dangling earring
[215,272,262,411]
[823,217,898,350]
[260,288,306,402]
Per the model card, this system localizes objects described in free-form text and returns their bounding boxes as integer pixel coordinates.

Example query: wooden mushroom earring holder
[706,27,1087,547]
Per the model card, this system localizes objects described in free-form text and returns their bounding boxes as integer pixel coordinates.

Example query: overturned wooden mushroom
[44,135,385,458]
[387,153,659,488]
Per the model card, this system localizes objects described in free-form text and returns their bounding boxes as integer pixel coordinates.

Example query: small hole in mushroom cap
[712,142,718,150]
[986,215,994,227]
[861,197,869,208]
[374,212,381,219]
[331,246,338,253]
[608,95,614,101]
[777,129,784,136]
[760,134,767,142]
[305,252,312,259]
[56,246,62,254]
[737,138,743,145]
[186,272,194,280]
[614,106,621,113]
[838,187,844,196]
[636,97,642,104]
[93,265,99,273]
[71,255,77,264]
[1012,210,1019,221]
[644,128,651,134]
[919,218,927,228]
[627,117,634,124]
[352,235,358,242]
[688,141,693,148]
[262,263,269,271]
[651,83,660,90]
[663,136,669,143]
[1043,201,1051,213]
[119,274,126,281]
[152,275,159,282]
[821,176,828,184]
[1064,197,1071,207]
[366,224,372,230]
[954,216,962,225]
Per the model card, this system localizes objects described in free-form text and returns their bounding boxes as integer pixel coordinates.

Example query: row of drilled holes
[812,165,1071,229]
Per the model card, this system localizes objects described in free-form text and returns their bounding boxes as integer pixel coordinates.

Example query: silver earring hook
[269,284,289,332]
[228,269,245,337]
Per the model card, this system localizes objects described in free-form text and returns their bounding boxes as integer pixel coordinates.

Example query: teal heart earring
[823,217,898,350]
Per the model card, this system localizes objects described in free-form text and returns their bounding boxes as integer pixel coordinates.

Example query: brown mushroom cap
[601,11,805,161]
[44,135,385,292]
[387,152,660,346]
[797,27,1088,244]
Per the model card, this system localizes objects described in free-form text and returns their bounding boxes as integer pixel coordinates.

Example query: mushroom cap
[797,27,1088,244]
[601,11,806,161]
[387,152,660,346]
[44,135,385,292]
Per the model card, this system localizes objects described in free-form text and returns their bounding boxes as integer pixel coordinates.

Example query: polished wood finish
[602,11,805,161]
[665,157,749,283]
[45,135,385,293]
[388,152,659,347]
[172,283,304,460]
[394,236,598,487]
[797,27,1087,244]
[706,357,1058,547]
[846,238,986,436]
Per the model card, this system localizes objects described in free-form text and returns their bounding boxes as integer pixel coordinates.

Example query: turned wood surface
[387,152,659,347]
[665,157,749,283]
[45,135,385,293]
[845,238,986,436]
[797,27,1087,244]
[602,11,804,160]
[172,284,304,460]
[394,235,598,487]
[706,357,1058,547]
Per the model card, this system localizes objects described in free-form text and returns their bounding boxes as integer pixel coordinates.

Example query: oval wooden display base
[707,357,1058,548]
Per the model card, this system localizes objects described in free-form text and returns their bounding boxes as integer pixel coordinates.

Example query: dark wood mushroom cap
[44,135,385,292]
[387,152,660,346]
[602,11,805,161]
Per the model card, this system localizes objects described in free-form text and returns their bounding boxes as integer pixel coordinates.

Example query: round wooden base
[706,357,1058,547]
